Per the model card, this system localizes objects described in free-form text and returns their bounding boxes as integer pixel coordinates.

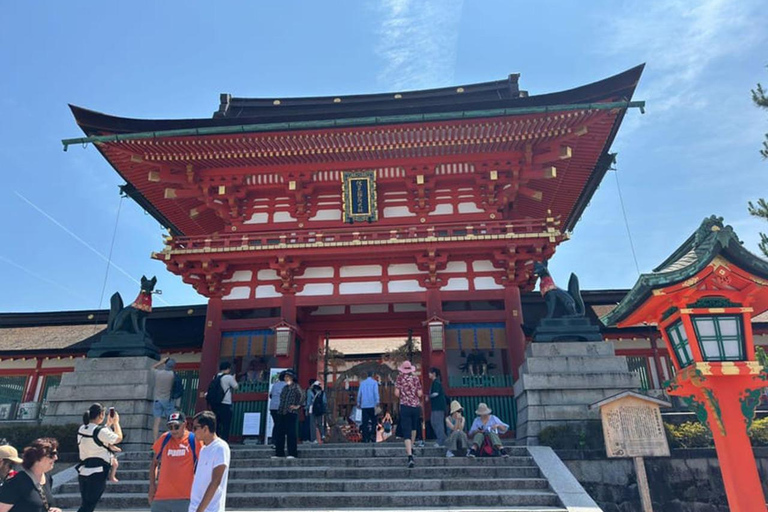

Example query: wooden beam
[518,186,543,201]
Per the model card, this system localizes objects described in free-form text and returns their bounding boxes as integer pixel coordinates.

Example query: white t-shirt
[77,423,119,475]
[219,374,238,405]
[189,437,230,512]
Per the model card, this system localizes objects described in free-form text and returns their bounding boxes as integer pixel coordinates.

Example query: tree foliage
[750,73,768,258]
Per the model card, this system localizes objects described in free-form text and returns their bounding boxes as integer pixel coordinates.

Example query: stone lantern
[602,216,768,512]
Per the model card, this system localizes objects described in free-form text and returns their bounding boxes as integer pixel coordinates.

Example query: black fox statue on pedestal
[531,261,602,342]
[88,276,161,359]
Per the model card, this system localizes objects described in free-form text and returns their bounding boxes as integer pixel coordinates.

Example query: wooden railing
[160,218,559,254]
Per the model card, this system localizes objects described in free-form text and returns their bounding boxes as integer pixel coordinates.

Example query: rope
[93,195,125,331]
[613,167,641,276]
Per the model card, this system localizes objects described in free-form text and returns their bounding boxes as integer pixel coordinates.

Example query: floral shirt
[395,373,422,408]
[278,383,304,415]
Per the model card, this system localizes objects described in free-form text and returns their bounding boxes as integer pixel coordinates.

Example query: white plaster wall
[441,261,467,273]
[388,280,426,293]
[383,206,417,218]
[472,260,496,272]
[429,204,454,215]
[297,267,335,279]
[223,270,253,283]
[474,277,503,290]
[388,263,425,275]
[309,210,342,221]
[224,286,251,300]
[255,285,281,298]
[458,202,483,213]
[296,283,335,296]
[442,278,469,291]
[339,281,383,294]
[244,212,269,224]
[339,265,382,278]
[257,269,279,281]
[273,211,297,223]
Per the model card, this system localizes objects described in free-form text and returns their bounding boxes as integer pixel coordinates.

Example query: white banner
[264,367,290,444]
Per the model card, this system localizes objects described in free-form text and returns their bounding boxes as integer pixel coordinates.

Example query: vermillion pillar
[504,285,525,380]
[667,365,768,512]
[196,297,223,412]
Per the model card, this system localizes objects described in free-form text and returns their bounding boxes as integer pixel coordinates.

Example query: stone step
[120,445,528,460]
[54,489,562,509]
[111,464,542,481]
[60,477,551,494]
[514,372,639,391]
[118,455,535,470]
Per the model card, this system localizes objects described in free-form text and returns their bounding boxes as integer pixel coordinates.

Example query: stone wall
[559,448,768,512]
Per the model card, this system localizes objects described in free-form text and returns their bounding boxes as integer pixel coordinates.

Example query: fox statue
[107,276,157,336]
[533,262,585,319]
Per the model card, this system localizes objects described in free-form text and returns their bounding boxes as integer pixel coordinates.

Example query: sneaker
[499,448,509,458]
[467,448,477,458]
[407,456,415,468]
[445,450,455,458]
[286,455,296,459]
[415,441,425,448]
[433,442,441,448]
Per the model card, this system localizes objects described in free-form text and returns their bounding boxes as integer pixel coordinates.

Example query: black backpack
[312,390,325,417]
[171,374,184,400]
[206,374,226,407]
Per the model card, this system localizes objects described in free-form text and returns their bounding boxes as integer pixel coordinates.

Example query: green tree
[750,75,768,258]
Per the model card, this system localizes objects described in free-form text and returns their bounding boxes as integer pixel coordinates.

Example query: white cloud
[372,0,464,91]
[601,0,766,112]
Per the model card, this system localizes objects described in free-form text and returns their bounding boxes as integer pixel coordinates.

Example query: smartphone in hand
[108,407,116,419]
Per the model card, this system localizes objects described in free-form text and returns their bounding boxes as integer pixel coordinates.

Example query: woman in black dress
[0,438,61,512]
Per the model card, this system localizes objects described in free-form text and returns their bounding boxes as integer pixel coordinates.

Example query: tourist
[188,411,230,512]
[0,438,61,512]
[273,370,303,459]
[76,403,123,512]
[152,357,178,441]
[394,361,423,468]
[208,362,238,442]
[0,445,21,487]
[427,367,447,447]
[467,403,509,458]
[267,371,287,444]
[444,400,469,457]
[149,412,202,512]
[356,371,379,443]
[306,380,326,443]
[376,408,393,443]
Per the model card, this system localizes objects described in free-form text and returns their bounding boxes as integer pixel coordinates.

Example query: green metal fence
[231,400,268,438]
[236,381,270,393]
[176,370,200,417]
[448,375,514,388]
[0,376,27,403]
[41,375,61,402]
[626,356,651,390]
[451,394,517,431]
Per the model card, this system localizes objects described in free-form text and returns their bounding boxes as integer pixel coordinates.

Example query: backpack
[78,426,118,455]
[156,432,198,470]
[206,374,226,407]
[312,390,325,417]
[171,374,184,400]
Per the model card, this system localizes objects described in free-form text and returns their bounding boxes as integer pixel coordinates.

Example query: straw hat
[397,361,416,374]
[0,445,22,464]
[475,402,492,415]
[449,400,463,415]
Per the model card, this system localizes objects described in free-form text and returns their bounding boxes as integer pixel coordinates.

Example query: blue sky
[1,0,767,312]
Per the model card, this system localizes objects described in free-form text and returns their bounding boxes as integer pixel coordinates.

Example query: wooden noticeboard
[600,394,670,458]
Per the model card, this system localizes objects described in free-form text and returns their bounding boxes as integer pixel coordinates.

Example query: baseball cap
[0,445,22,464]
[165,358,177,370]
[167,411,185,424]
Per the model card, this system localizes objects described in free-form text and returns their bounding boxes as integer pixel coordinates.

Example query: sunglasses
[46,451,58,458]
[167,424,182,430]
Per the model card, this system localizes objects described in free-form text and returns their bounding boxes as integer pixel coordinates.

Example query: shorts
[150,499,190,512]
[399,405,421,435]
[153,399,175,418]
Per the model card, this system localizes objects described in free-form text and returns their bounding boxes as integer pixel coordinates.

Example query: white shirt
[188,437,230,512]
[77,423,119,475]
[219,374,238,405]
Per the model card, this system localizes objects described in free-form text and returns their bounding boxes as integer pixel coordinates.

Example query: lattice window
[666,320,694,368]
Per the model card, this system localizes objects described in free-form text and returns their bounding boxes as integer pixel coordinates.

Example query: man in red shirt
[149,412,202,512]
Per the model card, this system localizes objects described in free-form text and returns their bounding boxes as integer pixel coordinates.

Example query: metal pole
[323,331,330,442]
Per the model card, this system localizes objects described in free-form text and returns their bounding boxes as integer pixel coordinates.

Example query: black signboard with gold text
[342,170,378,223]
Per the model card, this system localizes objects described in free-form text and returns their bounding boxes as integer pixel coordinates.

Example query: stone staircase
[54,443,570,510]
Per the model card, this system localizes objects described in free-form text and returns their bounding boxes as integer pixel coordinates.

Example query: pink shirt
[395,373,422,407]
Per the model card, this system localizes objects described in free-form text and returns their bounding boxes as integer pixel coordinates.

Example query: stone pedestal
[87,332,160,360]
[514,341,640,445]
[42,357,156,452]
